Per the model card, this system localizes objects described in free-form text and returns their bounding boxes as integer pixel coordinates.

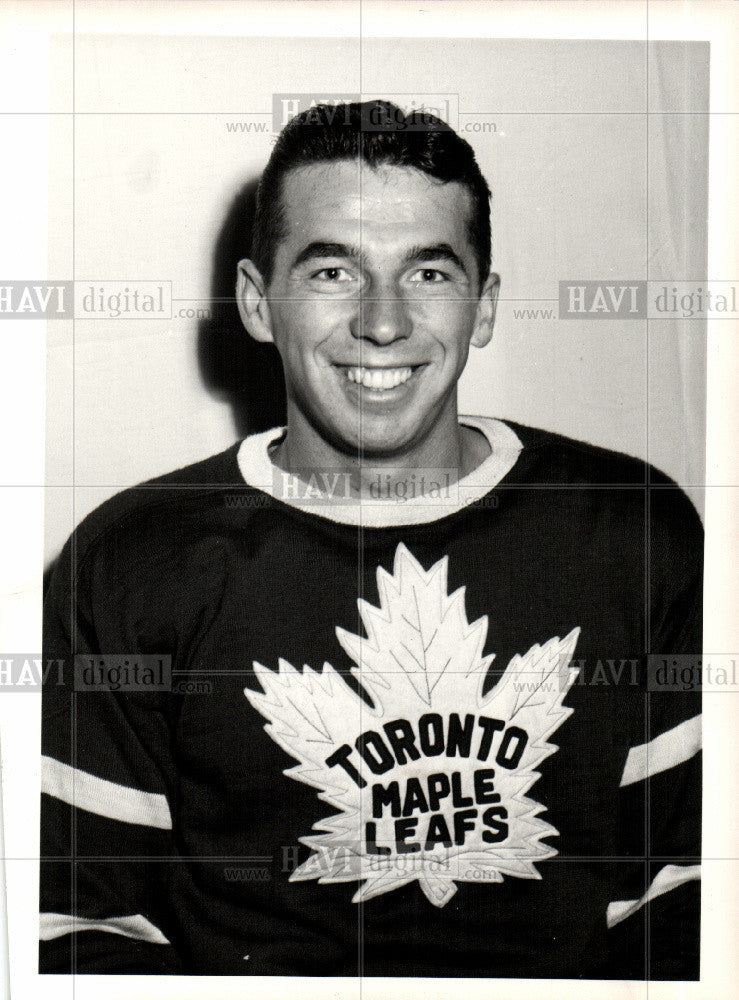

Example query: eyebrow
[289,240,469,276]
[404,244,468,275]
[291,242,361,270]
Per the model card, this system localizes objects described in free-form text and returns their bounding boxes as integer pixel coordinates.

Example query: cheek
[272,298,352,349]
[412,300,477,357]
[270,310,342,386]
[269,303,318,365]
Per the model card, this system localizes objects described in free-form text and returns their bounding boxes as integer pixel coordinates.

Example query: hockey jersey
[39,417,702,978]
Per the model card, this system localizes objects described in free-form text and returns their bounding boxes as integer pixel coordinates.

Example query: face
[238,160,498,459]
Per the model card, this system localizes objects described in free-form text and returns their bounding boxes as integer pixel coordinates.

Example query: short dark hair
[251,100,492,287]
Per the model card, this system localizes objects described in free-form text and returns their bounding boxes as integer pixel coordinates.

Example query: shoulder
[501,418,703,544]
[65,443,250,575]
[504,419,648,485]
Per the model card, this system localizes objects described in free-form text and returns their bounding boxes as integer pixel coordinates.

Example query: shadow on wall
[44,178,287,579]
[197,177,286,438]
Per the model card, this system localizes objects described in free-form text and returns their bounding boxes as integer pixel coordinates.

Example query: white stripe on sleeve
[41,754,172,829]
[40,912,170,944]
[607,863,701,929]
[620,714,701,787]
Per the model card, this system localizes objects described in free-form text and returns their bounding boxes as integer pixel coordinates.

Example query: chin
[320,403,431,459]
[342,428,418,459]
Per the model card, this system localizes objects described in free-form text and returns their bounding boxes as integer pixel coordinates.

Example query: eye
[311,266,353,282]
[409,268,449,284]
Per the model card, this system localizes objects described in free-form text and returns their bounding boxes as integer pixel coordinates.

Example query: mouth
[335,364,425,393]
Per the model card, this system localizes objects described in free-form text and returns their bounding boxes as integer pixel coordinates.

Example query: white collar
[236,415,522,527]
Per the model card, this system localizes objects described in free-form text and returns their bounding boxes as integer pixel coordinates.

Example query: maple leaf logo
[245,543,580,907]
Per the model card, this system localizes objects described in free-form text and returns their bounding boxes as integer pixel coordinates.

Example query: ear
[236,258,273,344]
[471,271,500,348]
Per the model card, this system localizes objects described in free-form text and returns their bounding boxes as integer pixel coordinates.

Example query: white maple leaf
[245,542,580,907]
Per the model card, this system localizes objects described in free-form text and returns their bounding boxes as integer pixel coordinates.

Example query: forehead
[278,160,474,256]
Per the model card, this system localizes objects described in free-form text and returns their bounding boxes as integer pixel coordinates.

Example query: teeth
[345,366,414,390]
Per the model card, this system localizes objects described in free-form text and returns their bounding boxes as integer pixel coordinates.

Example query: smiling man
[237,157,497,479]
[40,101,702,980]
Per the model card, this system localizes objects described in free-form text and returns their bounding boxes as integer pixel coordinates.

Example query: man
[40,101,702,979]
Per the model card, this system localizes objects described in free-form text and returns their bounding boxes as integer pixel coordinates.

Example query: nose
[350,289,412,345]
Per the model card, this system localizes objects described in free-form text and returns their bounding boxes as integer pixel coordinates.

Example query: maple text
[365,767,509,854]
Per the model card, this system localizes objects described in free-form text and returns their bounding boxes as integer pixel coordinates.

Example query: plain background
[43,35,709,561]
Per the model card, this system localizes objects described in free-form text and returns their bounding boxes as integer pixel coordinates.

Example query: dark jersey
[39,418,702,978]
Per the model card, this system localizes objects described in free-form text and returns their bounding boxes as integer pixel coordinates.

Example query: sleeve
[607,486,703,980]
[39,531,185,974]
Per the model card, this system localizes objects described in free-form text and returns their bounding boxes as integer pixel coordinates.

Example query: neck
[271,402,492,500]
